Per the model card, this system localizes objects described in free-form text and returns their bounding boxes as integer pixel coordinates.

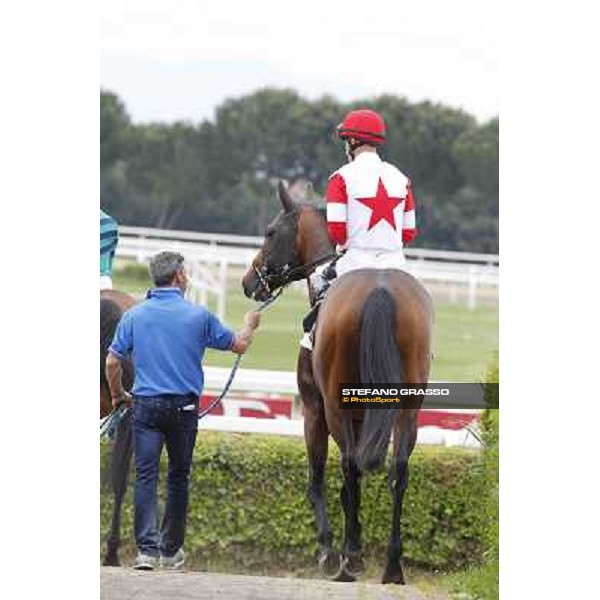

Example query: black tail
[355,287,402,473]
[100,296,135,565]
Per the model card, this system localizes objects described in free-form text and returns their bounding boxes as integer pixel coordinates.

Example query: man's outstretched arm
[230,311,261,354]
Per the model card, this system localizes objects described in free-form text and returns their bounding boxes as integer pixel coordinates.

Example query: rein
[283,251,339,281]
[252,250,337,299]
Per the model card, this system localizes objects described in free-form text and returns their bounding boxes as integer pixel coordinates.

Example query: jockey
[100,208,119,290]
[301,108,418,348]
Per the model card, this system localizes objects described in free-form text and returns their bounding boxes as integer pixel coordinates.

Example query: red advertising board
[200,393,479,429]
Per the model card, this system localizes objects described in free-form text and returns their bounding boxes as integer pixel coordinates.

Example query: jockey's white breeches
[335,248,411,277]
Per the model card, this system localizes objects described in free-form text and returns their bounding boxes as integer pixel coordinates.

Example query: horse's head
[242,181,305,301]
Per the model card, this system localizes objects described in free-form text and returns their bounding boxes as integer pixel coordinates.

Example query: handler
[106,251,261,571]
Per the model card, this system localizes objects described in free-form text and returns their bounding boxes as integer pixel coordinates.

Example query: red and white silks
[325,151,417,277]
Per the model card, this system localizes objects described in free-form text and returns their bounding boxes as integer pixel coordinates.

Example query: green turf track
[113,266,498,382]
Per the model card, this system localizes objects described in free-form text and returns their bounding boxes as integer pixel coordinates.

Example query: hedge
[101,433,488,573]
[448,355,499,599]
[482,358,499,563]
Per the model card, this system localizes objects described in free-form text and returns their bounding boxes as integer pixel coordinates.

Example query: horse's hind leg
[103,411,133,566]
[297,348,339,578]
[337,417,364,581]
[382,410,418,584]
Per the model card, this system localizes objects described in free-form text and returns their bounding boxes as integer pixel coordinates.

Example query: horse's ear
[278,180,295,213]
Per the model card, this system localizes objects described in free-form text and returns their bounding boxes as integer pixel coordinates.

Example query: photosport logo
[339,383,499,410]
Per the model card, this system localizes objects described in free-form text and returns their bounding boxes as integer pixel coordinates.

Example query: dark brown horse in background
[100,289,136,565]
[243,183,434,584]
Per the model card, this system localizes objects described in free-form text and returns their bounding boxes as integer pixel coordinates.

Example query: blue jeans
[132,394,198,557]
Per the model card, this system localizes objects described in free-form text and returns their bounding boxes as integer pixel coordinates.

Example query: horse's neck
[298,212,334,265]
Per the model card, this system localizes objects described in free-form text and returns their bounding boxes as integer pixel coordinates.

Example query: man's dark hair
[148,251,185,287]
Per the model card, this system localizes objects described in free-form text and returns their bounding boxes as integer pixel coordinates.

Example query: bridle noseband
[252,262,276,298]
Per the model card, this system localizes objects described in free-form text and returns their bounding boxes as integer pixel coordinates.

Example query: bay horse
[100,289,136,565]
[242,182,434,584]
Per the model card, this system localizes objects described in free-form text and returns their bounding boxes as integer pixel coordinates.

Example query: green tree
[99,89,498,252]
[100,90,131,169]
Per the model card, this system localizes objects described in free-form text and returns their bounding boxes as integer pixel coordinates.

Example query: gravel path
[101,567,442,600]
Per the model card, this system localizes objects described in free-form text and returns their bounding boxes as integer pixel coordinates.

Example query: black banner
[338,383,499,410]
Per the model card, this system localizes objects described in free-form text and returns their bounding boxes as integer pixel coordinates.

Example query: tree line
[101,88,498,252]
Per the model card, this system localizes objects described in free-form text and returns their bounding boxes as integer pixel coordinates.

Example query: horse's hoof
[341,552,365,578]
[318,549,341,579]
[331,568,356,583]
[102,552,120,567]
[382,563,405,585]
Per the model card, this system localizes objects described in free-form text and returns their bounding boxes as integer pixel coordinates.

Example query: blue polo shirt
[108,287,235,397]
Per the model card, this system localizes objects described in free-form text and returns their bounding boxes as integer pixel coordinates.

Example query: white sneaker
[161,548,186,570]
[133,553,158,570]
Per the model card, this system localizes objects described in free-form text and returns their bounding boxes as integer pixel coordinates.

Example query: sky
[100,0,498,125]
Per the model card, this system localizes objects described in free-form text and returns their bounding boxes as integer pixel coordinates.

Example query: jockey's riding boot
[300,289,325,349]
[300,261,338,350]
[302,303,320,334]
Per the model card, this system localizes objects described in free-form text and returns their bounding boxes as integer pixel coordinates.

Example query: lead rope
[196,286,285,420]
[100,403,128,440]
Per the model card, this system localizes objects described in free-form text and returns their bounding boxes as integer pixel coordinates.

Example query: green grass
[112,263,498,382]
[441,557,499,599]
[431,303,499,381]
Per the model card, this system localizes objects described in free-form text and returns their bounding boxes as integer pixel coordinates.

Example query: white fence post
[217,259,227,321]
[467,266,478,310]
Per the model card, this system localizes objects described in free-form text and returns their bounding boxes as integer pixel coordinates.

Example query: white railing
[120,225,499,265]
[205,366,297,395]
[203,366,483,409]
[116,226,498,310]
[200,367,482,447]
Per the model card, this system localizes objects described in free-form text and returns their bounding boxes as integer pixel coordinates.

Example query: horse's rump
[313,269,433,471]
[314,269,432,382]
[100,290,136,399]
[100,297,123,371]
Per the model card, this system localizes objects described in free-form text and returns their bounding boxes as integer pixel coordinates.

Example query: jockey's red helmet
[337,109,386,144]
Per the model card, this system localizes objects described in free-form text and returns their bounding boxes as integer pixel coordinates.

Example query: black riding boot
[302,301,322,333]
[302,262,337,334]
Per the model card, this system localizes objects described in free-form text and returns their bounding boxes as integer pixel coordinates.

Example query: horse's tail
[355,287,401,473]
